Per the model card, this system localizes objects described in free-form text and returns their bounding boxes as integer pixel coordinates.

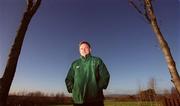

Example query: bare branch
[143,0,151,22]
[143,0,180,94]
[129,0,150,23]
[27,0,33,11]
[30,0,41,17]
[129,0,144,15]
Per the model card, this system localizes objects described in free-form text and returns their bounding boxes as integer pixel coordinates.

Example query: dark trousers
[73,101,104,106]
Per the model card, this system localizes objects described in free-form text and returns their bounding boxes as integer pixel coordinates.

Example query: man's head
[79,41,91,57]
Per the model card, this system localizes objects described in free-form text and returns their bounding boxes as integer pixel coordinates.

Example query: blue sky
[0,0,180,95]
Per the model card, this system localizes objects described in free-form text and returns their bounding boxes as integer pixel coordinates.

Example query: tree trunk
[0,0,41,105]
[144,0,180,94]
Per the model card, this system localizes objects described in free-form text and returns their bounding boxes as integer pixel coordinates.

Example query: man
[65,41,110,106]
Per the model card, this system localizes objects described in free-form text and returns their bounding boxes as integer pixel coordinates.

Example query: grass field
[51,100,163,106]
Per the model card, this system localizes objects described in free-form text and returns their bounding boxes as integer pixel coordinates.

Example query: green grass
[51,100,163,106]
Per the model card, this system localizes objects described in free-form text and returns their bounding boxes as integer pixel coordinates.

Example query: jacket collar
[80,54,91,61]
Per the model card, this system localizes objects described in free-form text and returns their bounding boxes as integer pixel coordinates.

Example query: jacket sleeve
[98,59,110,90]
[65,63,75,93]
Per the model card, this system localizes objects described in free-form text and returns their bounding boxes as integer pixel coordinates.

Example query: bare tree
[0,0,41,105]
[148,78,156,90]
[129,0,180,94]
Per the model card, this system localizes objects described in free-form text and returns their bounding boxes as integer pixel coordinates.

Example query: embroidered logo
[76,66,80,69]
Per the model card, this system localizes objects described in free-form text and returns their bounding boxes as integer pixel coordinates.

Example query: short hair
[79,41,91,48]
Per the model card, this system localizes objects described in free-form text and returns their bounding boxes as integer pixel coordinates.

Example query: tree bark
[0,0,41,105]
[144,0,180,94]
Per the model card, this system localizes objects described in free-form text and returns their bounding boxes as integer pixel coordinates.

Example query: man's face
[79,43,91,57]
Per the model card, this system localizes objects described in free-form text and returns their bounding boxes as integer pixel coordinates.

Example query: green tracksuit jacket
[65,54,110,104]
